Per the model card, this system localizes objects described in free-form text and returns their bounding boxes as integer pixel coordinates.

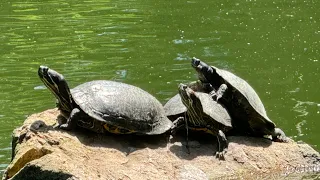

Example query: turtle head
[178,84,203,120]
[191,57,216,83]
[178,83,198,108]
[38,66,73,113]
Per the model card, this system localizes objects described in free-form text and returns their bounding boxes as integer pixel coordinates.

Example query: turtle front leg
[272,128,288,142]
[185,117,190,154]
[171,117,185,134]
[215,130,228,160]
[171,117,190,154]
[210,84,228,102]
[58,108,81,130]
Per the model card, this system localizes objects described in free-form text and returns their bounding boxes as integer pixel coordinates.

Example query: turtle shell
[212,66,276,134]
[164,93,186,118]
[71,80,172,135]
[191,91,232,129]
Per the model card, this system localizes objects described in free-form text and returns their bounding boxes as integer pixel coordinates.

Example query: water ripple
[292,99,319,117]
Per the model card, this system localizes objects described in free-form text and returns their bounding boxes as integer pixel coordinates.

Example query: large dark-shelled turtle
[38,66,172,135]
[191,57,287,142]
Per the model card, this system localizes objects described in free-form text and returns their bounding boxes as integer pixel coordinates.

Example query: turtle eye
[182,84,188,90]
[191,57,200,67]
[43,66,48,74]
[38,66,49,78]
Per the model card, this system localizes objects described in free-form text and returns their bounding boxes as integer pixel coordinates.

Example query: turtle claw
[215,150,226,160]
[53,123,61,129]
[59,123,72,130]
[209,84,227,102]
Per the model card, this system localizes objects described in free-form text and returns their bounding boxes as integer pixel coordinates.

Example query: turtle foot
[215,150,226,160]
[52,123,61,129]
[272,128,288,142]
[59,123,73,131]
[216,130,228,160]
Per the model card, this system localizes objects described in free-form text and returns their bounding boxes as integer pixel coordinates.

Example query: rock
[2,109,320,180]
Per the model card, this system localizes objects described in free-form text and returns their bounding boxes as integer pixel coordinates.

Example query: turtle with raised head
[38,66,173,135]
[191,57,287,142]
[168,83,232,159]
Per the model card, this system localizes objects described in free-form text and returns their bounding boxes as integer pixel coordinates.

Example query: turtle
[167,83,232,159]
[191,57,287,142]
[38,66,173,135]
[164,81,228,126]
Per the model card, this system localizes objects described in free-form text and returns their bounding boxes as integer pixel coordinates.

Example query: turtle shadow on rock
[30,113,172,156]
[169,129,273,160]
[31,115,272,159]
[75,130,171,155]
[50,115,171,155]
[169,131,220,160]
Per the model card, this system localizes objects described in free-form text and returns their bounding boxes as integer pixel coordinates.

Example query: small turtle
[191,57,287,142]
[168,83,232,159]
[38,66,172,135]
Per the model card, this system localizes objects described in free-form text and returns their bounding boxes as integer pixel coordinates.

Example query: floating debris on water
[288,87,300,93]
[172,39,194,44]
[34,85,47,90]
[115,70,127,79]
[174,53,190,61]
[0,164,8,170]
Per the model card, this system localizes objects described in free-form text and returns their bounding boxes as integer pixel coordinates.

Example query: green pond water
[0,0,319,175]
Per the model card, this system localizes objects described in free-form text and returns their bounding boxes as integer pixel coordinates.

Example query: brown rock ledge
[2,109,320,180]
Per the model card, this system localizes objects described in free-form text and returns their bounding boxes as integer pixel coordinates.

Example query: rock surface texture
[3,109,320,180]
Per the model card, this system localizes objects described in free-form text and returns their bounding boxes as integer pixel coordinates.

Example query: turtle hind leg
[272,128,288,142]
[215,130,228,160]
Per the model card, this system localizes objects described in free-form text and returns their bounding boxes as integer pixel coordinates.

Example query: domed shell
[212,66,276,130]
[71,80,172,135]
[193,91,232,128]
[164,94,186,118]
